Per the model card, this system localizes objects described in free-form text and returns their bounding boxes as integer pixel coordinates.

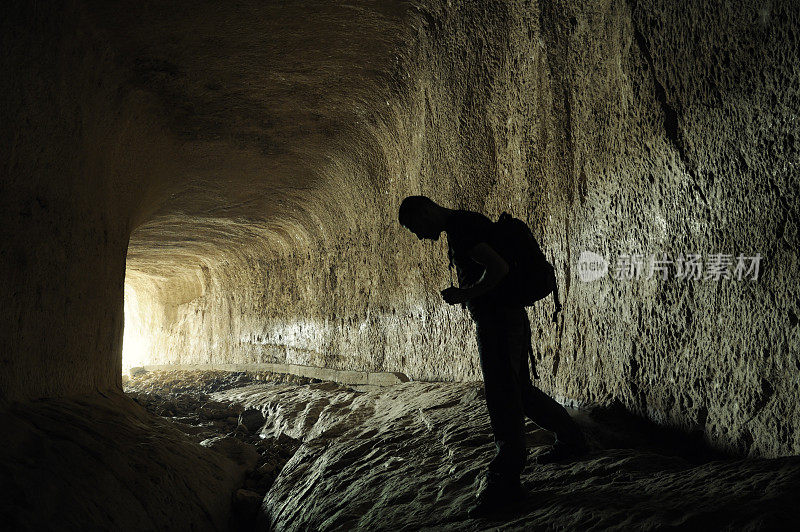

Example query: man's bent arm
[462,242,509,300]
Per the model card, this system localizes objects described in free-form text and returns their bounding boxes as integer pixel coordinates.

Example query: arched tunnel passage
[3,0,800,529]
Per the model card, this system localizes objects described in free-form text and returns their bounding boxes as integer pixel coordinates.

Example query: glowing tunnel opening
[122,282,151,371]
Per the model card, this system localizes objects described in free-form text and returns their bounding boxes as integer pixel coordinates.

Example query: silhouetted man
[398,195,585,518]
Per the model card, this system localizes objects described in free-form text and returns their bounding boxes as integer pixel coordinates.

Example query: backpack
[489,212,562,322]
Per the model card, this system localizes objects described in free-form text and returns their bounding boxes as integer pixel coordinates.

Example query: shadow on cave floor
[572,401,731,465]
[124,370,800,531]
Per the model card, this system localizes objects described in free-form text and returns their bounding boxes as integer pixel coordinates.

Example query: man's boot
[533,438,587,465]
[468,472,526,519]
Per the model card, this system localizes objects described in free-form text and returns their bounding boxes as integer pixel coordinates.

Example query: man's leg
[473,307,527,483]
[522,385,585,446]
[516,308,584,448]
[468,306,528,517]
[519,350,586,460]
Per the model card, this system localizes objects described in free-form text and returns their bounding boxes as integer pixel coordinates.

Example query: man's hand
[440,287,471,305]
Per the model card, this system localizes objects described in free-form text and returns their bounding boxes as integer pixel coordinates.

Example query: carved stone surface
[3,0,797,458]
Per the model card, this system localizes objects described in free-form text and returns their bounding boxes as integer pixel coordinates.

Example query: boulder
[238,408,265,433]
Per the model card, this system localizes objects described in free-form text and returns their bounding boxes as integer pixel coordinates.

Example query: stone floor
[8,370,797,530]
[206,374,800,530]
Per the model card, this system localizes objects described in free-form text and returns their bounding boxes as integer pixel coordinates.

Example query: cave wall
[2,0,797,459]
[128,0,799,457]
[0,1,184,401]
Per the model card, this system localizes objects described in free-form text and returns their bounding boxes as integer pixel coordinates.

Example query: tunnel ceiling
[90,0,413,280]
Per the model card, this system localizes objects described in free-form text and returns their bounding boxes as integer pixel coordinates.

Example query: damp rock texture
[3,0,799,463]
[213,381,800,530]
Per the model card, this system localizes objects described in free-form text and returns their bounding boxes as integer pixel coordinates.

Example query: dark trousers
[470,304,583,482]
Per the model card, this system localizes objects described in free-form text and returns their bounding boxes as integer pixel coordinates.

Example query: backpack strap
[447,243,455,288]
[447,243,467,309]
[552,276,562,323]
[523,310,540,380]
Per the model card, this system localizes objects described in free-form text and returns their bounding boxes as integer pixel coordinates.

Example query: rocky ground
[126,370,800,530]
[0,388,243,531]
[125,370,317,528]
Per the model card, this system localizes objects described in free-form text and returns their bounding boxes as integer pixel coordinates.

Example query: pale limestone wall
[125,1,799,456]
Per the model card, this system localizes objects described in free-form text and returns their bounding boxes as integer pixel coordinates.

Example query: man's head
[399,195,445,240]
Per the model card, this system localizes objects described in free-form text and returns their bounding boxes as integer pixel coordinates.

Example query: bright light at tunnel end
[122,283,151,372]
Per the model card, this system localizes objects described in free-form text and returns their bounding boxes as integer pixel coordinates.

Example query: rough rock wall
[126,0,799,457]
[0,1,183,401]
[533,0,800,458]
